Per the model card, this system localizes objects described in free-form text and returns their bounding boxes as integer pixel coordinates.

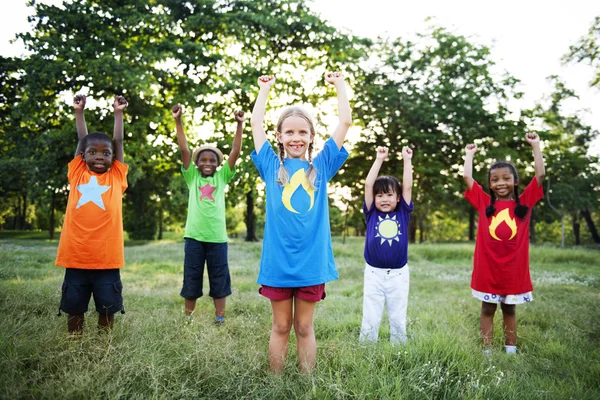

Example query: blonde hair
[276,106,317,190]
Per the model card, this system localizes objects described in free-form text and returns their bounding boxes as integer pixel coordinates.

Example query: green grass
[1,236,599,399]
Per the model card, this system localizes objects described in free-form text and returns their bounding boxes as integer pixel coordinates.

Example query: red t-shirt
[55,156,128,269]
[465,178,543,294]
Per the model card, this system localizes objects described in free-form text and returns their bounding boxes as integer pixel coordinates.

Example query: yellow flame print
[488,208,517,241]
[281,169,315,214]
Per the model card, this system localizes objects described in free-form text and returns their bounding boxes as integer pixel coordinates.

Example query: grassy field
[0,234,599,399]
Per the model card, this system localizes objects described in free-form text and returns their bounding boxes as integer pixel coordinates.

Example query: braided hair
[485,161,529,219]
[275,106,317,190]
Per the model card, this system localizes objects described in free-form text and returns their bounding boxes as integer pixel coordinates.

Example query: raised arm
[228,110,245,170]
[525,132,545,186]
[365,146,388,210]
[113,96,127,164]
[172,104,191,169]
[463,144,478,190]
[251,75,275,153]
[402,146,413,204]
[324,72,352,150]
[73,94,88,157]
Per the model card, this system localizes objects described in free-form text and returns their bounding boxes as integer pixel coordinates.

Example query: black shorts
[60,268,123,315]
[180,239,231,299]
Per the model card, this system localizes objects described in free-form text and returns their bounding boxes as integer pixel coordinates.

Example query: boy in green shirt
[172,104,244,324]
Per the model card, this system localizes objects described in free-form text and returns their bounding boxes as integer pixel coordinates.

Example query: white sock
[505,345,517,354]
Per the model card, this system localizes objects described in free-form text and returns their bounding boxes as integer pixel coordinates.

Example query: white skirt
[472,289,533,305]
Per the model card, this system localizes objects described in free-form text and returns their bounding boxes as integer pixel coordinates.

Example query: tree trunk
[560,214,565,248]
[245,189,258,242]
[49,191,56,240]
[418,218,424,243]
[468,207,475,241]
[581,208,600,243]
[408,215,417,243]
[22,193,28,230]
[157,202,163,240]
[529,208,536,244]
[572,214,581,245]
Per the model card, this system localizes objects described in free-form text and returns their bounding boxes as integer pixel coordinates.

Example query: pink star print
[199,183,216,201]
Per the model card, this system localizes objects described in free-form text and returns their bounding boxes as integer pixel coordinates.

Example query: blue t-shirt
[251,137,349,287]
[363,197,413,269]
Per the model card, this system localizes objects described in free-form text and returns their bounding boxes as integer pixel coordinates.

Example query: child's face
[489,167,516,200]
[278,116,312,160]
[374,190,400,213]
[196,150,219,177]
[82,139,114,174]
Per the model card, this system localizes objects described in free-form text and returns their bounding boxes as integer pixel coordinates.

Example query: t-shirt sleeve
[400,197,414,213]
[464,180,489,212]
[111,160,129,193]
[315,137,349,182]
[251,141,277,181]
[67,155,87,183]
[519,178,544,207]
[181,164,198,186]
[217,161,236,184]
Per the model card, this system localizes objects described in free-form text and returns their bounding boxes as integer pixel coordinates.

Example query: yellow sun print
[375,214,401,246]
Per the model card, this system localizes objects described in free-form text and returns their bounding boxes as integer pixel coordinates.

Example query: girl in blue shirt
[250,72,351,373]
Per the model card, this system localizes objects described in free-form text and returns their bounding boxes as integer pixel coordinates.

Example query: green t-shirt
[182,162,235,242]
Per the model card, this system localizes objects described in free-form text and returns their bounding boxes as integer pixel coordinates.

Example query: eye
[104,152,110,156]
[284,130,294,136]
[299,130,308,136]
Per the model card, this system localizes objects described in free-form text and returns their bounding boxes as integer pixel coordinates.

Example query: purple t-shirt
[363,198,413,269]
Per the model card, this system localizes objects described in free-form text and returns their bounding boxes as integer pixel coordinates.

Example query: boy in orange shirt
[55,94,129,334]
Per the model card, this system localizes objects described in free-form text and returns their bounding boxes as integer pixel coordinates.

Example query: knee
[501,303,516,316]
[481,303,497,317]
[272,321,292,336]
[293,321,314,338]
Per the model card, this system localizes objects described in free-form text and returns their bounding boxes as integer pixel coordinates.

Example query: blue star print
[76,176,110,210]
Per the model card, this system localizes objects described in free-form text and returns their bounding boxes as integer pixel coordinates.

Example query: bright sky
[2,0,599,153]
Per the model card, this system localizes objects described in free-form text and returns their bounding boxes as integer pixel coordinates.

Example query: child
[172,104,244,324]
[55,94,129,334]
[360,145,413,343]
[463,133,545,354]
[250,72,351,373]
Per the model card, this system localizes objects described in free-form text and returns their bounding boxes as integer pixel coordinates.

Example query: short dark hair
[82,132,114,153]
[373,175,402,196]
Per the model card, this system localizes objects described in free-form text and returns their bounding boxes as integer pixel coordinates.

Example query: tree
[13,0,365,239]
[342,26,526,242]
[564,16,600,88]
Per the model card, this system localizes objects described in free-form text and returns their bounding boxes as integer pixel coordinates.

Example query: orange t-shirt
[55,156,128,269]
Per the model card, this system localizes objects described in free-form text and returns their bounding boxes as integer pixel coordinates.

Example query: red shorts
[259,284,326,302]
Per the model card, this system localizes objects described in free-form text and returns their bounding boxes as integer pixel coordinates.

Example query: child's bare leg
[68,313,84,334]
[480,302,497,347]
[98,313,114,330]
[500,303,517,346]
[185,298,197,316]
[213,297,226,319]
[293,297,317,373]
[269,299,293,374]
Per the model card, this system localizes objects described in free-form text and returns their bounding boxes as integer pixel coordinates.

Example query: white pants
[359,263,410,343]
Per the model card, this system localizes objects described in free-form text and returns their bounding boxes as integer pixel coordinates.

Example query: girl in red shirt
[463,133,545,354]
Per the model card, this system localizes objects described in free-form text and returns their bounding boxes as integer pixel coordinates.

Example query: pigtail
[513,185,529,219]
[485,189,496,218]
[276,142,289,186]
[305,142,317,190]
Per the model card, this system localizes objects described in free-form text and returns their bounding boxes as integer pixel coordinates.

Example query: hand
[258,75,275,89]
[525,132,540,146]
[324,71,344,86]
[465,143,478,156]
[234,110,245,123]
[73,94,86,111]
[113,96,128,113]
[172,104,183,120]
[402,146,413,160]
[375,146,388,160]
